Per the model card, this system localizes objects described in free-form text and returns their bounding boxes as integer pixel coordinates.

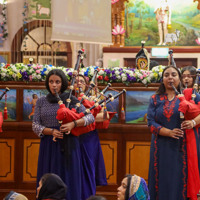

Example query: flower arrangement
[0,63,166,85]
[0,0,8,40]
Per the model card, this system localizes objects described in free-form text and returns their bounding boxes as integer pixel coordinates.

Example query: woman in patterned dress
[32,69,95,200]
[147,65,200,199]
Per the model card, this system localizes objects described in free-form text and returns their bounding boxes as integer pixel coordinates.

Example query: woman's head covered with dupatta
[117,174,150,200]
[37,173,67,200]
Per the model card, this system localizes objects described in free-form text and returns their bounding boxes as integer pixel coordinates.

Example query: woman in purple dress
[74,74,107,200]
[147,65,200,200]
[32,69,95,200]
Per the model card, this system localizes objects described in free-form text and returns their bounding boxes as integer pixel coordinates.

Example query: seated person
[87,195,107,200]
[36,173,67,200]
[3,191,28,200]
[117,174,149,200]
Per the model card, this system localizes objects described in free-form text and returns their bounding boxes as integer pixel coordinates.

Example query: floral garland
[0,0,8,40]
[22,0,29,50]
[0,63,165,85]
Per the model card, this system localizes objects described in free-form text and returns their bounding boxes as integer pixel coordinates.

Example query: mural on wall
[124,0,200,46]
[28,0,51,20]
[23,89,48,121]
[0,89,16,121]
[105,90,119,123]
[125,91,154,124]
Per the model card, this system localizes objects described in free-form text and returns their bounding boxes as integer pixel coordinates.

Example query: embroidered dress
[33,95,94,200]
[147,94,187,200]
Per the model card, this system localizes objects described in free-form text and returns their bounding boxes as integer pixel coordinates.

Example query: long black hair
[125,174,132,200]
[45,69,68,94]
[156,65,181,95]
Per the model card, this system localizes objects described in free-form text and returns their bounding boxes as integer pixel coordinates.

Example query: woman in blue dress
[32,69,95,200]
[147,65,200,200]
[74,74,107,200]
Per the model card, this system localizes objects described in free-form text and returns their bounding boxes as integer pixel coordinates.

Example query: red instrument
[0,87,10,132]
[0,112,3,132]
[55,90,125,136]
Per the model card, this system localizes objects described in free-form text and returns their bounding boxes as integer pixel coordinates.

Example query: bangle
[73,120,77,128]
[51,128,54,135]
[192,120,196,127]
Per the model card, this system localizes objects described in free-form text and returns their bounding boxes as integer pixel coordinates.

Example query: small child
[27,94,38,119]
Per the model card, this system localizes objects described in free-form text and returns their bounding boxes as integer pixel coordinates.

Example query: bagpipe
[169,49,200,199]
[0,87,10,132]
[54,50,126,138]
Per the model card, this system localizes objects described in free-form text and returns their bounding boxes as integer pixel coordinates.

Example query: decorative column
[111,0,128,47]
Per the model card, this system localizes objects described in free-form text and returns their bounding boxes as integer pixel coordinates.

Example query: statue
[154,0,171,45]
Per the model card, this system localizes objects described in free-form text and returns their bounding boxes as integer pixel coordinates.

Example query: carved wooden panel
[100,140,117,184]
[126,141,150,182]
[23,139,40,182]
[0,139,15,181]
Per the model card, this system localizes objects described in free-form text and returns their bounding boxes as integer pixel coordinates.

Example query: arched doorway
[11,20,72,67]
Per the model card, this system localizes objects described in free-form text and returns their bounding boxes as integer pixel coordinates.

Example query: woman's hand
[169,128,184,139]
[181,120,194,130]
[60,122,74,135]
[52,129,63,139]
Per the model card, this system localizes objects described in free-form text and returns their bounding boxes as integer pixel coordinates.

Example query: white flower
[142,79,147,85]
[90,68,94,76]
[117,75,121,79]
[121,73,126,77]
[1,73,6,77]
[99,69,104,75]
[122,76,127,82]
[115,71,120,75]
[37,75,41,79]
[78,71,83,76]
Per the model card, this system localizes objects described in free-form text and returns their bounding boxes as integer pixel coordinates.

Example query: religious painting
[104,90,119,123]
[125,91,154,124]
[28,0,51,20]
[0,89,16,121]
[0,52,10,64]
[124,0,200,46]
[23,89,48,121]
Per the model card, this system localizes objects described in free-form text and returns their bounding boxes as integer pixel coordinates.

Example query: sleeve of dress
[78,104,95,126]
[147,95,162,135]
[32,98,45,138]
[195,92,200,103]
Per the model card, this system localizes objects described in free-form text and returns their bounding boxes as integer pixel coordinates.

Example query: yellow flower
[17,72,22,79]
[8,70,13,75]
[154,73,158,78]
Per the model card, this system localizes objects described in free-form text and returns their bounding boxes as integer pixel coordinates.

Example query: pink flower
[112,25,125,35]
[36,70,40,73]
[111,0,119,4]
[33,66,37,69]
[29,75,32,81]
[196,38,200,45]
